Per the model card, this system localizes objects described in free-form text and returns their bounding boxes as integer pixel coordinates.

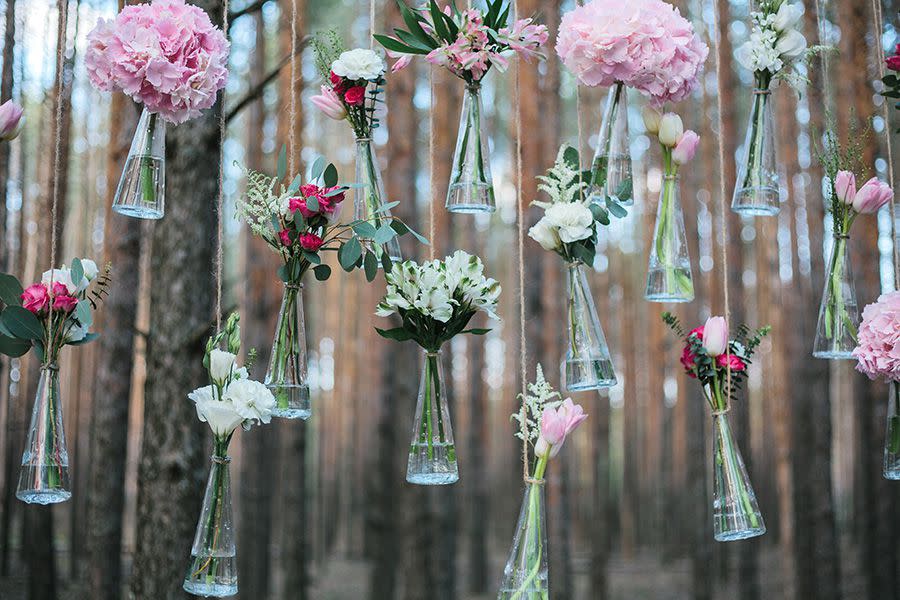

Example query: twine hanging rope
[870,0,900,287]
[288,0,298,173]
[215,0,230,330]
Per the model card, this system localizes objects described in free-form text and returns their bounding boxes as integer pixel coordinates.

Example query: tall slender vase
[884,382,900,480]
[407,350,458,485]
[732,88,780,215]
[265,283,310,419]
[588,81,633,206]
[183,451,237,597]
[354,138,403,264]
[112,107,166,220]
[645,174,694,302]
[712,410,766,541]
[564,261,616,392]
[813,235,858,359]
[16,364,70,504]
[446,83,495,213]
[496,478,549,599]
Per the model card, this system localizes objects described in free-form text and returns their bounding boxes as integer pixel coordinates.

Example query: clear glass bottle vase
[265,283,310,419]
[883,382,900,480]
[732,88,780,216]
[183,451,238,597]
[564,261,616,392]
[446,84,495,213]
[712,410,766,542]
[813,235,859,359]
[112,107,166,220]
[354,138,402,264]
[407,350,458,485]
[588,81,633,206]
[645,174,694,302]
[496,480,549,599]
[16,364,71,505]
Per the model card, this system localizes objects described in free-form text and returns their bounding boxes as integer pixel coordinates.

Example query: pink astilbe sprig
[85,0,230,124]
[853,291,900,382]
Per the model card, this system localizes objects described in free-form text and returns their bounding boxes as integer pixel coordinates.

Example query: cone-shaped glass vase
[712,411,766,541]
[588,81,633,206]
[564,261,616,392]
[497,479,549,599]
[446,84,495,213]
[645,174,694,302]
[884,382,900,480]
[354,138,403,265]
[265,283,310,419]
[112,108,165,220]
[813,235,858,359]
[183,451,237,597]
[732,89,779,216]
[16,364,70,504]
[407,350,458,485]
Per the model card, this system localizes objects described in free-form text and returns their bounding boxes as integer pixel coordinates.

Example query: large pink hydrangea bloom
[556,0,708,105]
[85,0,229,124]
[853,291,900,382]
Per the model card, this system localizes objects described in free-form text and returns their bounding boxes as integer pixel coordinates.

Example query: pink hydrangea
[556,0,707,105]
[85,0,229,124]
[853,291,900,382]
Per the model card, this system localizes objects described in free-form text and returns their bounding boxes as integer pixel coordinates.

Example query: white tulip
[528,217,561,251]
[657,113,684,147]
[209,349,237,384]
[776,29,807,60]
[642,106,662,135]
[773,2,803,33]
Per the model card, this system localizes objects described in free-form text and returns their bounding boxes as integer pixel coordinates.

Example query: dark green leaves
[562,145,580,170]
[606,197,628,218]
[460,328,491,336]
[74,300,92,328]
[277,145,287,181]
[373,34,429,56]
[571,243,595,265]
[390,220,429,245]
[313,264,332,281]
[338,237,363,271]
[0,334,31,357]
[68,332,100,347]
[306,195,320,213]
[1,306,43,340]
[0,273,23,306]
[375,326,415,342]
[323,164,338,188]
[364,251,379,282]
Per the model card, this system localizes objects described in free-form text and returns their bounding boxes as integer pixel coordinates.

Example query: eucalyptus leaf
[460,328,491,336]
[70,258,84,286]
[373,200,400,214]
[0,334,31,357]
[606,197,628,218]
[314,264,332,281]
[287,174,303,195]
[277,264,290,282]
[68,332,100,347]
[563,146,580,170]
[310,155,326,181]
[302,251,321,265]
[306,195,320,213]
[74,300,92,328]
[323,164,339,188]
[380,251,393,273]
[277,145,287,181]
[352,222,378,238]
[0,273,23,306]
[373,223,397,245]
[364,251,378,282]
[1,306,44,340]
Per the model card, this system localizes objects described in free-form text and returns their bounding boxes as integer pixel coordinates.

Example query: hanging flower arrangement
[376,0,549,213]
[375,251,501,484]
[0,259,109,504]
[85,0,230,219]
[663,313,770,541]
[236,151,425,420]
[812,126,893,360]
[527,145,626,392]
[182,313,275,597]
[642,108,700,303]
[880,44,900,130]
[555,0,707,205]
[497,365,587,598]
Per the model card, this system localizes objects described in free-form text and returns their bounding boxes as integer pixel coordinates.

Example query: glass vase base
[497,585,549,600]
[446,183,495,214]
[17,464,71,505]
[883,467,900,480]
[406,442,458,486]
[16,484,71,505]
[811,349,854,360]
[112,155,165,220]
[268,384,310,420]
[112,204,164,220]
[564,358,617,391]
[714,525,766,542]
[644,265,694,303]
[588,154,633,206]
[182,581,238,598]
[731,187,780,216]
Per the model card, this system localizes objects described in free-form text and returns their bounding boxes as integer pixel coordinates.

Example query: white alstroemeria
[544,202,593,244]
[331,48,385,81]
[773,2,803,32]
[209,349,237,384]
[189,386,245,436]
[223,378,276,425]
[42,267,77,295]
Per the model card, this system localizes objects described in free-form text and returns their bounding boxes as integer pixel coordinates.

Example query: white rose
[331,49,385,81]
[776,29,806,60]
[42,267,77,294]
[189,386,245,436]
[528,217,561,251]
[209,349,237,384]
[773,3,803,32]
[223,378,276,425]
[81,259,99,281]
[544,203,594,244]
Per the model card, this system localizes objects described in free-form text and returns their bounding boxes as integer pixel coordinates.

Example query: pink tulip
[852,177,893,214]
[310,85,348,121]
[702,316,728,356]
[834,170,856,206]
[0,100,23,141]
[534,399,588,458]
[672,130,700,165]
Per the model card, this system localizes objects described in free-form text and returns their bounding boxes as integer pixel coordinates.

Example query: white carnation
[331,49,385,81]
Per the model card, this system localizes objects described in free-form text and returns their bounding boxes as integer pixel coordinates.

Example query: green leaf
[277,264,290,282]
[322,186,346,197]
[606,198,628,218]
[396,0,439,48]
[364,251,378,282]
[589,203,608,223]
[306,195,320,213]
[0,334,31,357]
[309,155,326,181]
[394,221,429,245]
[374,223,397,245]
[374,34,429,56]
[67,332,99,347]
[302,251,321,265]
[323,164,339,188]
[70,258,84,287]
[313,264,332,281]
[287,174,303,195]
[0,273,23,306]
[460,328,491,336]
[572,243,595,265]
[375,326,414,342]
[429,0,450,41]
[380,251,393,273]
[352,222,378,238]
[394,29,435,52]
[563,146,580,170]
[373,200,400,214]
[1,306,44,340]
[293,210,305,230]
[277,145,287,181]
[884,74,898,86]
[339,237,363,271]
[74,300,92,328]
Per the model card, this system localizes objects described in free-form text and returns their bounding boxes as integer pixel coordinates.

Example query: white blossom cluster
[376,251,501,322]
[528,146,595,253]
[511,364,563,444]
[735,1,806,79]
[235,169,282,248]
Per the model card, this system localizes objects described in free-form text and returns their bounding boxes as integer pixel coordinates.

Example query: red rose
[298,232,324,252]
[330,71,348,93]
[278,229,293,246]
[344,86,366,106]
[716,353,746,372]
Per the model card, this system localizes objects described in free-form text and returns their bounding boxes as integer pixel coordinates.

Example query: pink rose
[680,326,704,376]
[278,229,293,247]
[344,86,366,106]
[835,170,857,206]
[672,130,700,165]
[716,353,746,372]
[852,177,893,214]
[298,233,324,252]
[21,283,49,315]
[52,292,78,313]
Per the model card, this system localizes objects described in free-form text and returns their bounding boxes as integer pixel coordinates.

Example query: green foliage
[312,29,345,80]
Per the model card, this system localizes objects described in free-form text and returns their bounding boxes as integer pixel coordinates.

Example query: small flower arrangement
[375,0,548,85]
[527,145,628,263]
[0,259,109,362]
[375,251,500,351]
[734,0,809,91]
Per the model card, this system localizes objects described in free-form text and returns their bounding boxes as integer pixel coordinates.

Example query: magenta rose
[887,45,900,72]
[52,291,78,313]
[344,86,366,106]
[21,283,49,315]
[330,71,348,93]
[298,233,324,252]
[716,353,746,372]
[278,229,293,247]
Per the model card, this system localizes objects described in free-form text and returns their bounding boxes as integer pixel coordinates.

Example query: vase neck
[211,454,231,465]
[41,363,60,372]
[284,282,304,291]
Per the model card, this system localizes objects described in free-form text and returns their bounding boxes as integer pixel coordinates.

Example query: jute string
[216,0,230,329]
[288,0,298,173]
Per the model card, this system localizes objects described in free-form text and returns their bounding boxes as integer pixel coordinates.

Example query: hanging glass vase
[884,382,900,480]
[588,81,633,206]
[16,363,70,505]
[712,409,766,541]
[732,88,780,216]
[407,350,458,485]
[645,174,694,302]
[112,107,166,220]
[354,137,403,265]
[496,479,549,599]
[564,261,616,392]
[446,83,495,213]
[183,449,238,597]
[813,234,858,359]
[265,283,310,420]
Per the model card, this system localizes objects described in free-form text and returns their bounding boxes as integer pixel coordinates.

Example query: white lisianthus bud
[81,259,99,281]
[657,113,684,147]
[528,217,561,251]
[209,349,237,384]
